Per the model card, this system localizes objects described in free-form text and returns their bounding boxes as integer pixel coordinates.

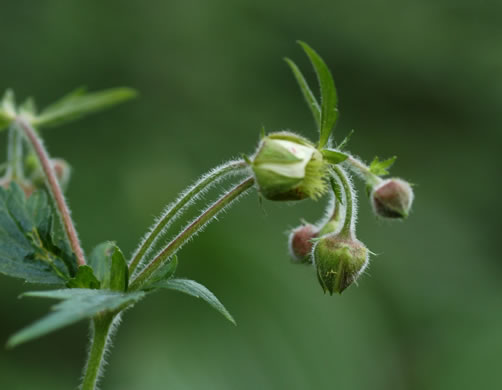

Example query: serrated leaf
[297,41,338,148]
[66,266,100,289]
[154,278,235,325]
[284,57,321,129]
[32,87,137,128]
[89,242,128,291]
[321,149,349,164]
[7,288,145,347]
[369,156,397,176]
[0,185,77,284]
[142,255,178,290]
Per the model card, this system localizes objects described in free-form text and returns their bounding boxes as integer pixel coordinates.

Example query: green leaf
[7,288,145,348]
[284,57,321,128]
[329,175,343,205]
[0,185,77,284]
[321,149,349,164]
[0,89,16,131]
[32,87,137,128]
[154,278,235,325]
[142,255,178,290]
[337,129,354,150]
[369,156,397,176]
[89,242,128,292]
[66,266,100,289]
[297,41,338,148]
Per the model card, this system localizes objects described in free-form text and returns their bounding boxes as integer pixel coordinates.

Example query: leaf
[66,265,100,289]
[32,87,137,128]
[329,175,344,205]
[284,57,321,128]
[142,255,178,290]
[7,288,145,347]
[369,156,397,176]
[0,185,77,284]
[154,278,235,325]
[0,89,16,132]
[89,242,128,292]
[321,149,349,164]
[297,41,338,148]
[337,129,354,150]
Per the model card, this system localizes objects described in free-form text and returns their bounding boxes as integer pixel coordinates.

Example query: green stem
[332,165,355,238]
[346,155,382,187]
[6,125,23,180]
[130,177,255,290]
[81,314,114,390]
[129,160,246,274]
[15,117,86,266]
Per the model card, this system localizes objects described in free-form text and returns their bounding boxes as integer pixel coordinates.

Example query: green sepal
[0,185,77,284]
[321,149,348,164]
[32,87,137,128]
[297,41,338,148]
[152,278,236,325]
[369,156,397,176]
[89,242,129,292]
[66,266,100,289]
[329,175,344,205]
[284,57,321,128]
[6,288,145,348]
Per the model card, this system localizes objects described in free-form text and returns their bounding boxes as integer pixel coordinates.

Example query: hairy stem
[6,126,24,180]
[81,314,114,390]
[345,155,382,187]
[129,160,246,274]
[332,165,355,238]
[130,177,255,290]
[15,117,86,266]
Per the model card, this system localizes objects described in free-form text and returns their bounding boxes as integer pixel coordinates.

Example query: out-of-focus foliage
[0,1,501,389]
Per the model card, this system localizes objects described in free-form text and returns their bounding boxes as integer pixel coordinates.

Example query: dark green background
[1,1,501,389]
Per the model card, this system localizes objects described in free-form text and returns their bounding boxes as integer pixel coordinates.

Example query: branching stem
[130,177,255,290]
[15,117,86,266]
[345,155,382,187]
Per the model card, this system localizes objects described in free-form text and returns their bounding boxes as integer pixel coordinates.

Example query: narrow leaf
[155,278,235,325]
[337,129,354,150]
[284,57,321,128]
[7,289,145,347]
[142,255,178,290]
[321,149,349,164]
[297,41,338,148]
[33,87,137,128]
[369,156,397,176]
[329,176,343,205]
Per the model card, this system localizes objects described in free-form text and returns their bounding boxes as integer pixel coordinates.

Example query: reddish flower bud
[371,178,413,219]
[288,223,318,263]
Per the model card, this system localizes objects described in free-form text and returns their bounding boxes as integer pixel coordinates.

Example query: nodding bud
[288,223,318,263]
[251,132,327,201]
[371,178,413,219]
[313,234,369,294]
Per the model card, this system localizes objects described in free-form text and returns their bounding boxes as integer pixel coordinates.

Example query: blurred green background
[1,1,501,389]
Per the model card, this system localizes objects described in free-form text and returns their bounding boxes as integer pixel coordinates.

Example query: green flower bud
[288,223,318,263]
[313,234,368,294]
[251,132,327,201]
[371,178,413,219]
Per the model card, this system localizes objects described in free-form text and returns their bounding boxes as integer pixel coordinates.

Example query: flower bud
[288,223,318,263]
[371,178,413,219]
[313,234,368,294]
[251,132,327,201]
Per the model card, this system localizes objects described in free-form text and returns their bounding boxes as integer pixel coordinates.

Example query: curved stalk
[81,314,114,390]
[130,177,255,290]
[15,117,86,266]
[129,160,247,274]
[345,155,382,187]
[331,165,356,238]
